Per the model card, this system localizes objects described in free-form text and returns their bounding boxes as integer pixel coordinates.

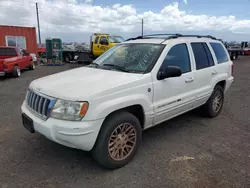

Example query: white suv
[21,34,234,169]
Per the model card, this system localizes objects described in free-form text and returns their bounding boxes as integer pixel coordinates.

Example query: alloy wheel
[212,91,223,112]
[108,123,137,161]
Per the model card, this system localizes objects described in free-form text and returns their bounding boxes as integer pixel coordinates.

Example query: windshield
[108,36,125,43]
[93,43,164,73]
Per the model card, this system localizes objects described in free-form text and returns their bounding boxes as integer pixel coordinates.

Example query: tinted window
[191,43,211,70]
[210,42,229,64]
[94,36,99,44]
[100,36,108,45]
[161,43,191,73]
[203,43,214,66]
[0,48,17,56]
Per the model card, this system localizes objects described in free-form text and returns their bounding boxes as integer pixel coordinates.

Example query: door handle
[211,70,218,75]
[185,77,194,83]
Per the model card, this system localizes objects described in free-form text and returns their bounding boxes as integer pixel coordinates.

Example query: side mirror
[157,65,182,80]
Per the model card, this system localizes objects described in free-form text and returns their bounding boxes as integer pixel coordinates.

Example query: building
[0,25,38,54]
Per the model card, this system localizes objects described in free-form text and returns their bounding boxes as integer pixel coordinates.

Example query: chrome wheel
[212,91,223,112]
[108,123,137,161]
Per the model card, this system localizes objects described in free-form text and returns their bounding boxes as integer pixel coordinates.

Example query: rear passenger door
[190,42,217,106]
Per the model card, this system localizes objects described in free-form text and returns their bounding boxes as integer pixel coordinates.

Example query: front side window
[100,36,108,45]
[93,43,164,73]
[191,42,212,70]
[161,43,191,73]
[5,36,26,49]
[94,36,99,44]
[210,42,229,64]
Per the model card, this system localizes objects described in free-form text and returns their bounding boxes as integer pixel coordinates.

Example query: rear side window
[0,48,16,56]
[191,43,214,70]
[210,42,229,64]
[161,43,191,73]
[203,43,214,66]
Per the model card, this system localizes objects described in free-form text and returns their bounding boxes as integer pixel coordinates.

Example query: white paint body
[21,37,234,151]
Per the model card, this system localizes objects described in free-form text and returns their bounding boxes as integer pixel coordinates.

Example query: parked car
[21,34,234,169]
[0,47,35,77]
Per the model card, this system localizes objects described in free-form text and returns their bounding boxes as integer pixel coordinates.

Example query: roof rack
[126,34,217,43]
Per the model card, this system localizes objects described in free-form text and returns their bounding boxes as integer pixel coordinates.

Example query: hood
[30,67,143,101]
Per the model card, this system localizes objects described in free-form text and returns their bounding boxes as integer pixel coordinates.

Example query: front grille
[26,90,51,118]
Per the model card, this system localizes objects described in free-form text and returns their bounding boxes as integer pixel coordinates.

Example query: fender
[85,94,154,127]
[211,72,228,89]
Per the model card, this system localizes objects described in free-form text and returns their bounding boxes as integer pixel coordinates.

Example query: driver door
[98,36,109,56]
[152,42,197,125]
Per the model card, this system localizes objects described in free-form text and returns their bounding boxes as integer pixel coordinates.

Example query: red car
[243,49,250,55]
[0,46,35,77]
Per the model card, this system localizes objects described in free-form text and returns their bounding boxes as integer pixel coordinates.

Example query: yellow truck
[90,33,125,58]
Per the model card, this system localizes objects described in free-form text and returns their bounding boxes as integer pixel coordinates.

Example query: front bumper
[21,101,104,151]
[0,72,5,76]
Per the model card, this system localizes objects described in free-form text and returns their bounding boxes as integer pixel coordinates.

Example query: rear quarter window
[210,42,229,64]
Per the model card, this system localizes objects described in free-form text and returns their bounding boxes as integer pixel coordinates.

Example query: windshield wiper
[102,64,129,72]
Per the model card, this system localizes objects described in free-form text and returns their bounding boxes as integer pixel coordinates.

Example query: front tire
[201,85,224,117]
[92,111,142,169]
[12,66,21,78]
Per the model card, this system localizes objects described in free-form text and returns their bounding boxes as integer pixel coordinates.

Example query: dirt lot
[0,58,250,188]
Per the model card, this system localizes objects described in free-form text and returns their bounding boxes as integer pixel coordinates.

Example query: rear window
[0,48,17,56]
[210,42,229,64]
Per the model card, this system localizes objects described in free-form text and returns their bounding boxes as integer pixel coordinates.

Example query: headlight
[50,100,89,121]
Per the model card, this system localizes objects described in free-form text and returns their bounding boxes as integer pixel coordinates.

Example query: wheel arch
[215,80,226,91]
[102,104,145,129]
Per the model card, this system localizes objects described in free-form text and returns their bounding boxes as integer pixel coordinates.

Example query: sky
[0,0,250,43]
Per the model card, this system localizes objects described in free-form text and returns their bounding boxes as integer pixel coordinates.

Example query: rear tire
[12,66,21,78]
[200,85,224,118]
[92,111,142,169]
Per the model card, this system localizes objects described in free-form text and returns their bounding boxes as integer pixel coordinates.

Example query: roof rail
[143,33,182,37]
[126,34,217,42]
[175,34,217,40]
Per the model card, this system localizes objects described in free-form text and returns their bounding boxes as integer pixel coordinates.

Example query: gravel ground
[0,58,250,188]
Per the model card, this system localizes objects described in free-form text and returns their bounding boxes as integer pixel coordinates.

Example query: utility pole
[141,19,144,37]
[36,2,41,44]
